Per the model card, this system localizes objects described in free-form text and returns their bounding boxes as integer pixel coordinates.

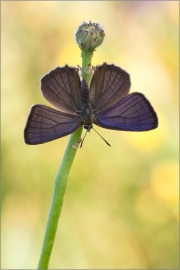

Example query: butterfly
[24,63,158,146]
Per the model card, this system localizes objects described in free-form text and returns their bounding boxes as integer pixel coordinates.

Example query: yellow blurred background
[1,1,179,269]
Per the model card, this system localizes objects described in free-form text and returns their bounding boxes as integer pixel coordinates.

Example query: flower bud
[75,21,105,51]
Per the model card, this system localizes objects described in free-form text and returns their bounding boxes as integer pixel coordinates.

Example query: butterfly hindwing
[41,65,82,114]
[94,93,158,131]
[24,105,82,145]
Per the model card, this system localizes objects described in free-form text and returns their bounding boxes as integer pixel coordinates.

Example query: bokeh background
[1,1,179,269]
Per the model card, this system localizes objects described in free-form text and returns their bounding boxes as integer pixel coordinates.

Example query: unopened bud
[75,21,105,51]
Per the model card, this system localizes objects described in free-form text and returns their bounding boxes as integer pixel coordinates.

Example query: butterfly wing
[40,65,82,114]
[94,93,158,131]
[24,105,82,145]
[89,63,131,112]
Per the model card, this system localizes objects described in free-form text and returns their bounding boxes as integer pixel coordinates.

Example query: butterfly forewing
[89,63,131,112]
[41,65,82,114]
[24,105,82,144]
[94,93,158,131]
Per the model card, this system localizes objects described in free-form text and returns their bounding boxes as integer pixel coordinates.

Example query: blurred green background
[1,1,179,269]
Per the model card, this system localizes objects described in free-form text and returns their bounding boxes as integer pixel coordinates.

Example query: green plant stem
[81,49,94,85]
[37,127,83,269]
[37,49,93,269]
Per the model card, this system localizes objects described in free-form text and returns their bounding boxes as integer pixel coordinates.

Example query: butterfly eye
[84,124,93,130]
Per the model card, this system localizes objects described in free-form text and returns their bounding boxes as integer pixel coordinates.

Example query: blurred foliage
[1,1,179,269]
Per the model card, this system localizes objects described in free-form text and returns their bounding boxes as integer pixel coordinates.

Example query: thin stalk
[37,50,93,269]
[81,49,94,85]
[37,127,83,269]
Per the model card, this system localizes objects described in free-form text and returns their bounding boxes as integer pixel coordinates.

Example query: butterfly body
[80,79,94,130]
[24,63,158,145]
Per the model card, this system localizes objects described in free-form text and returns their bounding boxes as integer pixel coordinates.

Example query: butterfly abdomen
[81,79,90,104]
[80,79,94,128]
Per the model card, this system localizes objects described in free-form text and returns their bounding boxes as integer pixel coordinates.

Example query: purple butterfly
[24,63,158,146]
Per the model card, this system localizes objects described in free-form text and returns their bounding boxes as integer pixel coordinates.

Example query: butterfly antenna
[93,128,111,147]
[80,128,89,148]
